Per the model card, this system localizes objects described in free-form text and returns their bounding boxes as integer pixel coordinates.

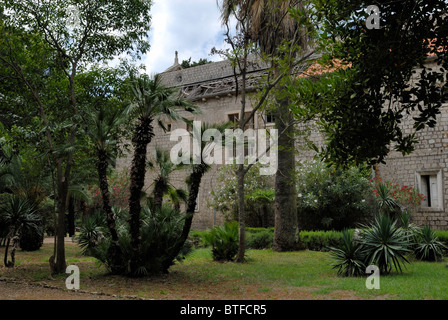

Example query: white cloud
[143,0,227,74]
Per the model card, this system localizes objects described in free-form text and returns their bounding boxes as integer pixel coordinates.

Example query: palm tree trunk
[162,163,207,272]
[128,116,154,275]
[273,96,298,251]
[153,179,165,211]
[97,148,122,273]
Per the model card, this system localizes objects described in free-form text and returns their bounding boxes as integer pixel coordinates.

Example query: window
[226,112,255,160]
[227,112,254,130]
[166,123,172,132]
[265,112,276,124]
[416,170,443,210]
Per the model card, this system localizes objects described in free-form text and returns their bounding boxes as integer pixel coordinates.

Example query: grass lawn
[0,242,447,300]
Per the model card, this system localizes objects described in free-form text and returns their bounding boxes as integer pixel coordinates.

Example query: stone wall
[378,103,448,230]
[116,58,448,230]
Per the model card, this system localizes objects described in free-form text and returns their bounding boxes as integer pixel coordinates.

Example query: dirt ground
[0,279,121,300]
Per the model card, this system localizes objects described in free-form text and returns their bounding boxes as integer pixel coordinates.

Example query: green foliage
[202,221,239,261]
[298,0,448,166]
[328,229,366,277]
[434,231,448,249]
[296,160,372,230]
[87,168,131,209]
[189,230,209,248]
[209,163,274,227]
[19,222,44,251]
[370,176,425,216]
[359,214,412,275]
[299,230,346,252]
[0,194,42,266]
[413,226,447,262]
[77,205,191,276]
[76,210,106,256]
[246,229,273,250]
[181,57,211,69]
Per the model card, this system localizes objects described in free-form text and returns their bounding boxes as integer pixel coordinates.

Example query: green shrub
[189,230,209,248]
[434,230,448,250]
[414,226,447,262]
[246,229,273,249]
[19,224,44,251]
[202,221,239,261]
[246,227,274,234]
[299,230,347,251]
[77,205,191,276]
[296,161,373,231]
[76,210,106,256]
[328,229,366,277]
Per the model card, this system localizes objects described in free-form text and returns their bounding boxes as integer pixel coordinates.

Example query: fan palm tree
[219,0,308,251]
[161,121,230,271]
[86,104,132,273]
[127,73,197,274]
[147,148,188,211]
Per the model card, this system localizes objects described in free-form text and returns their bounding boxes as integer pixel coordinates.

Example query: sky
[143,0,229,75]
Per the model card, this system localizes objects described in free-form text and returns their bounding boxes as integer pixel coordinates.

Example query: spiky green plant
[414,225,447,262]
[202,221,239,261]
[328,229,366,277]
[360,214,412,274]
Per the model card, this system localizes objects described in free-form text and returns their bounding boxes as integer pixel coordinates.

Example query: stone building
[116,53,448,230]
[377,57,448,230]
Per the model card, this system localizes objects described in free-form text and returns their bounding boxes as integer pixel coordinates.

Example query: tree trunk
[97,148,122,273]
[273,97,299,252]
[67,196,75,237]
[3,237,11,267]
[152,178,165,211]
[162,164,207,272]
[235,164,246,262]
[54,182,68,274]
[128,116,154,275]
[9,235,19,268]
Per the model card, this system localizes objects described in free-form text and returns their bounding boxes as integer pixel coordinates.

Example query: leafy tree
[297,0,448,166]
[180,57,212,69]
[0,0,152,274]
[218,0,311,255]
[208,163,274,227]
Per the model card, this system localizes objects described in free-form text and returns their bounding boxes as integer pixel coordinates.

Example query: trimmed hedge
[434,230,448,252]
[299,230,350,252]
[191,227,448,253]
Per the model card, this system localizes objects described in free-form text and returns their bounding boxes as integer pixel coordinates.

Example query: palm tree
[1,195,40,267]
[147,148,188,211]
[86,104,131,273]
[219,0,308,251]
[127,73,197,274]
[161,121,230,271]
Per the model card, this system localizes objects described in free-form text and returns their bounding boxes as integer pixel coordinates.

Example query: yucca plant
[203,221,239,261]
[0,195,41,267]
[375,182,401,216]
[414,225,447,262]
[360,214,412,274]
[328,229,366,277]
